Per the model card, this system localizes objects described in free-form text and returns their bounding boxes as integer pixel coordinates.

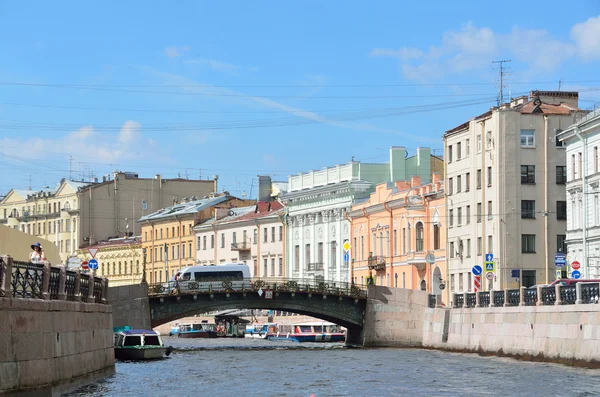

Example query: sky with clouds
[0,1,599,198]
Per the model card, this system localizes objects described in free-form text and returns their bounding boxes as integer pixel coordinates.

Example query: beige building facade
[444,91,584,293]
[77,236,143,286]
[0,172,217,263]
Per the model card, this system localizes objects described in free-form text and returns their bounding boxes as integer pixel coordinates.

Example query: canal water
[64,338,600,397]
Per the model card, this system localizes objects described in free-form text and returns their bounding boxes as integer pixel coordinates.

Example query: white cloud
[186,58,241,73]
[164,45,191,58]
[571,16,600,60]
[373,16,600,81]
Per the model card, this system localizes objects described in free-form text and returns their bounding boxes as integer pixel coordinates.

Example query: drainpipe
[480,121,486,291]
[544,116,550,284]
[276,197,288,278]
[344,211,354,283]
[573,126,589,277]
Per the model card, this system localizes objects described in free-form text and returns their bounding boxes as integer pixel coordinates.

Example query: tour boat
[267,322,346,343]
[113,327,173,360]
[244,323,277,339]
[178,322,218,338]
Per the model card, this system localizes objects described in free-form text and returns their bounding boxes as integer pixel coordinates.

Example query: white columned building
[559,108,600,278]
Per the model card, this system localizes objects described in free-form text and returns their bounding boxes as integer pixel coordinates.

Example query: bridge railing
[0,255,108,303]
[429,282,600,309]
[147,277,367,299]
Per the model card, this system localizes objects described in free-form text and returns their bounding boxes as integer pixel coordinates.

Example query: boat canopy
[121,329,159,335]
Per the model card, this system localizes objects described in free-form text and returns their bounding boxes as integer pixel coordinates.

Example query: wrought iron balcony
[367,255,386,270]
[306,262,324,272]
[231,242,251,251]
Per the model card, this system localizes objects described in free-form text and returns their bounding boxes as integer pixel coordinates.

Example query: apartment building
[559,107,600,278]
[283,147,442,284]
[194,201,285,277]
[444,91,584,293]
[77,236,143,286]
[138,194,253,284]
[348,174,447,302]
[0,172,218,262]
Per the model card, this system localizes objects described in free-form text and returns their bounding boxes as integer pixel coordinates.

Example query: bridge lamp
[142,248,147,284]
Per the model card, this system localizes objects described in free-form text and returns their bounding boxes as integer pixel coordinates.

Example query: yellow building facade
[77,237,143,286]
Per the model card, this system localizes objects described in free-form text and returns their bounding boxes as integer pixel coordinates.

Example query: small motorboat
[244,323,277,339]
[267,322,346,343]
[178,322,218,338]
[113,327,174,360]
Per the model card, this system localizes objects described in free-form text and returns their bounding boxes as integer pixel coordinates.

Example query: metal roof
[138,195,229,223]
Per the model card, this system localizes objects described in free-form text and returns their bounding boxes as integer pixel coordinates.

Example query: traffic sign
[511,269,520,278]
[571,261,581,270]
[555,269,562,279]
[572,270,581,279]
[485,262,495,272]
[343,241,351,252]
[88,259,99,270]
[474,275,481,292]
[425,253,435,264]
[88,247,99,258]
[486,272,494,281]
[264,290,273,299]
[439,283,446,290]
[343,252,350,262]
[81,261,89,270]
[485,253,493,262]
[554,253,567,266]
[472,265,483,276]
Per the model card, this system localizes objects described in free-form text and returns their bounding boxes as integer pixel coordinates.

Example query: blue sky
[1,1,599,197]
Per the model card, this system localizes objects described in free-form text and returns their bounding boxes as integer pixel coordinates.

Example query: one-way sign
[485,253,493,262]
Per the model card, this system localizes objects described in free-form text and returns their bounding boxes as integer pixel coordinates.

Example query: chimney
[410,175,421,187]
[431,173,441,185]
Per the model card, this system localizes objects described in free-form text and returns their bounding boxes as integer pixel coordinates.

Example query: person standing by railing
[29,242,47,264]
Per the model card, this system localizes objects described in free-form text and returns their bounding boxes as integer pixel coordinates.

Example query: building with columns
[0,172,218,263]
[282,147,442,284]
[348,174,447,303]
[77,236,143,286]
[559,107,600,278]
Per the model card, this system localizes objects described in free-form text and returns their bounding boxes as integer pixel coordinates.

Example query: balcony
[231,242,251,251]
[306,262,324,272]
[407,251,427,271]
[367,255,386,271]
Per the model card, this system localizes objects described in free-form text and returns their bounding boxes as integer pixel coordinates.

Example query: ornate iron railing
[541,286,556,305]
[560,285,576,304]
[94,278,103,303]
[428,294,437,308]
[48,266,61,300]
[79,274,90,299]
[454,293,464,308]
[465,293,476,308]
[493,290,505,306]
[479,291,490,307]
[506,289,520,306]
[581,283,599,304]
[148,277,367,299]
[523,288,537,306]
[65,270,77,301]
[11,260,45,299]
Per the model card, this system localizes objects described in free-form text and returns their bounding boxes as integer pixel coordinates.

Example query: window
[271,227,275,242]
[448,177,453,195]
[279,226,283,241]
[66,240,71,253]
[477,203,482,223]
[372,233,376,255]
[243,230,247,244]
[556,166,567,184]
[305,244,311,265]
[579,152,583,179]
[448,145,453,163]
[203,236,207,250]
[402,228,406,255]
[557,201,567,220]
[263,258,268,277]
[466,139,470,156]
[487,201,492,220]
[182,225,185,236]
[456,175,462,193]
[466,205,471,224]
[465,172,470,192]
[477,237,482,256]
[488,235,492,254]
[457,207,462,226]
[182,244,185,259]
[521,165,535,184]
[360,236,364,260]
[449,242,455,258]
[557,235,567,253]
[171,245,175,260]
[318,242,324,264]
[486,131,492,149]
[253,229,257,244]
[433,225,440,250]
[477,169,482,189]
[221,233,225,248]
[571,154,576,180]
[522,234,536,253]
[279,258,283,276]
[520,129,535,147]
[330,241,337,269]
[522,270,536,288]
[271,258,275,276]
[487,166,492,187]
[468,273,472,291]
[521,200,536,219]
[457,142,462,160]
[466,239,471,258]
[449,209,453,227]
[459,273,464,291]
[232,232,237,244]
[555,129,564,147]
[210,235,214,249]
[294,245,300,271]
[415,223,424,251]
[263,228,268,243]
[477,134,482,153]
[393,230,397,256]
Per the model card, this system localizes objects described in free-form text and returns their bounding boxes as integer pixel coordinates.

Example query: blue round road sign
[88,259,99,270]
[571,270,581,279]
[472,265,483,276]
[343,252,350,262]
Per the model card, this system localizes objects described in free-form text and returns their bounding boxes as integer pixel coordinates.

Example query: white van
[167,263,251,293]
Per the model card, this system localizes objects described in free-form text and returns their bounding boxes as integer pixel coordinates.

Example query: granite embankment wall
[0,298,114,396]
[108,283,151,330]
[423,304,600,366]
[362,286,428,347]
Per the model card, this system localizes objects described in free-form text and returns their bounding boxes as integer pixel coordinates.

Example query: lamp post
[142,248,147,285]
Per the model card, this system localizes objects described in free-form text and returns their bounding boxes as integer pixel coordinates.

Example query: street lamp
[142,248,147,285]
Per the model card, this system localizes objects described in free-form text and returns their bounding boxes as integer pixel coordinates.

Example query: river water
[64,338,600,397]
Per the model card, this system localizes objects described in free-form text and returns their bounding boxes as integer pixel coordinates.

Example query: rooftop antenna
[69,155,73,181]
[198,169,202,180]
[558,79,562,91]
[492,59,511,106]
[28,174,32,190]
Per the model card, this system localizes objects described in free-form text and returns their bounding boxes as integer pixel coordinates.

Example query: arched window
[10,208,18,217]
[420,279,427,291]
[416,222,424,252]
[63,201,71,211]
[118,261,122,275]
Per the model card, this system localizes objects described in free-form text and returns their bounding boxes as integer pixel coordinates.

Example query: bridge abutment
[107,283,151,330]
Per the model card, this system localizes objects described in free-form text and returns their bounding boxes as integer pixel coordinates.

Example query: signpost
[511,269,520,278]
[555,269,562,279]
[343,241,351,252]
[88,247,99,259]
[472,265,482,276]
[88,259,99,270]
[486,272,494,281]
[484,253,495,272]
[81,261,89,271]
[343,252,350,262]
[472,265,483,292]
[572,270,581,279]
[571,261,581,270]
[554,253,567,266]
[264,290,273,299]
